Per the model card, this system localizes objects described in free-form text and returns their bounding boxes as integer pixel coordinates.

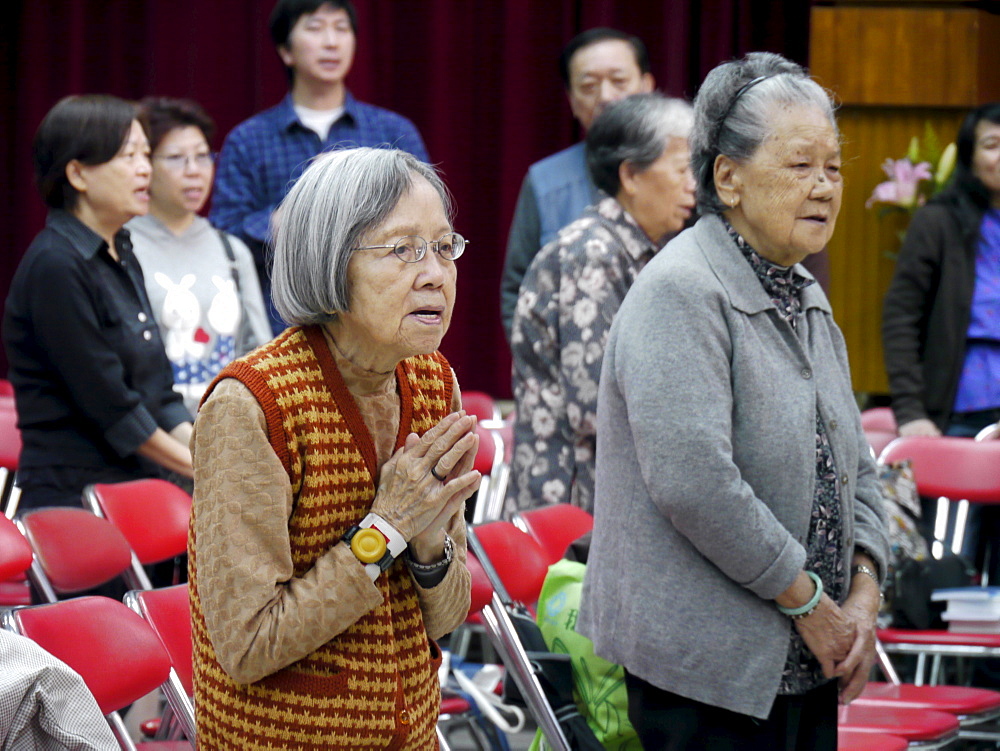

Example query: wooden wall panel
[811,7,1000,106]
[828,108,965,394]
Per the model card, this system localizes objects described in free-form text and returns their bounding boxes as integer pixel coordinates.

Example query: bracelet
[777,571,823,619]
[851,564,880,589]
[405,534,454,573]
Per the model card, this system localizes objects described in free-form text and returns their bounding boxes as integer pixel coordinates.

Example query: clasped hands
[370,410,481,564]
[794,581,881,705]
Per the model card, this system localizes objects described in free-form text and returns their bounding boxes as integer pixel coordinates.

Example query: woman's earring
[731,195,737,208]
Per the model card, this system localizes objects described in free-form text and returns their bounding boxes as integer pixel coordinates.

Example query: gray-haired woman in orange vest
[188,147,477,749]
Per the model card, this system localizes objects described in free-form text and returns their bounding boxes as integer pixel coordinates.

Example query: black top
[882,199,979,430]
[3,210,192,474]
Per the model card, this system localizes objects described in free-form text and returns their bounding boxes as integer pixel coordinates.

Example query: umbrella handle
[452,666,527,733]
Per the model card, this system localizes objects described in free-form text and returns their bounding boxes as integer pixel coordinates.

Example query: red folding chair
[838,728,908,751]
[862,407,898,433]
[17,507,134,602]
[124,585,195,743]
[462,390,501,422]
[84,479,192,590]
[468,521,573,751]
[866,428,899,459]
[838,703,959,749]
[2,596,189,750]
[470,424,506,524]
[512,503,593,566]
[0,398,22,520]
[878,436,1000,561]
[852,641,1000,743]
[0,514,32,606]
[877,437,1000,684]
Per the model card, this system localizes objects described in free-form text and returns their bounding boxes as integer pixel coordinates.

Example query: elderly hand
[793,594,857,679]
[370,411,481,549]
[834,562,883,703]
[898,418,941,437]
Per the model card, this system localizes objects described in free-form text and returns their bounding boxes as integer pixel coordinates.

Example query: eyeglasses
[154,152,216,171]
[356,232,468,263]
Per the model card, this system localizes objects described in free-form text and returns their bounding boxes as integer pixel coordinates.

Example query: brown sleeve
[191,379,384,684]
[412,506,473,639]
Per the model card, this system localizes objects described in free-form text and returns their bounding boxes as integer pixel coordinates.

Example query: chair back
[125,584,193,694]
[18,507,133,600]
[3,596,172,715]
[471,521,550,607]
[465,553,493,618]
[513,504,594,566]
[861,407,898,433]
[125,585,196,742]
[84,479,192,566]
[0,514,32,581]
[471,424,507,524]
[462,390,501,422]
[0,400,21,519]
[878,436,1000,503]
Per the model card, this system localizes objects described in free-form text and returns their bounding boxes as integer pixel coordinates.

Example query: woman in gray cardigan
[578,52,888,750]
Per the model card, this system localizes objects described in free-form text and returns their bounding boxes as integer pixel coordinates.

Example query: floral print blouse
[727,222,846,695]
[507,196,660,515]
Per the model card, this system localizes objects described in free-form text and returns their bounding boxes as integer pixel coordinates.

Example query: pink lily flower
[866,158,933,209]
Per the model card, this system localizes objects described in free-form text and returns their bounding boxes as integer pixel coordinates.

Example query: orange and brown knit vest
[189,326,453,750]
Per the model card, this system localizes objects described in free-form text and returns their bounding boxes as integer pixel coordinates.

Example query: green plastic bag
[529,559,641,751]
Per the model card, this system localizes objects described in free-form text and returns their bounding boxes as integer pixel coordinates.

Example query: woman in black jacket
[882,102,1000,439]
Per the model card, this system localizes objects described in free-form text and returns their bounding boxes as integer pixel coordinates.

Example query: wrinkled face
[279,4,356,87]
[75,119,151,224]
[726,104,842,266]
[150,126,214,218]
[340,175,457,370]
[627,136,696,243]
[972,120,1000,199]
[567,39,653,131]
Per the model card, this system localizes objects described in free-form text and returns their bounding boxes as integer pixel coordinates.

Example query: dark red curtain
[0,0,812,397]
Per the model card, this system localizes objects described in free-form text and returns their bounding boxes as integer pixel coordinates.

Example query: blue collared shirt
[210,91,428,246]
[954,209,1000,413]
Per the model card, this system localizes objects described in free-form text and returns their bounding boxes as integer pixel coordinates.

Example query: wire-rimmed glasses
[154,152,217,171]
[356,232,467,263]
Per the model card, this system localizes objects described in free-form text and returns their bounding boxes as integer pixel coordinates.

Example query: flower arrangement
[866,124,957,217]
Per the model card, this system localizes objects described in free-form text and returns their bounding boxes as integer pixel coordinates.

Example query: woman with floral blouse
[507,92,695,514]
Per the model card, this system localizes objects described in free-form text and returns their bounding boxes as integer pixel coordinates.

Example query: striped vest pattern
[189,325,453,749]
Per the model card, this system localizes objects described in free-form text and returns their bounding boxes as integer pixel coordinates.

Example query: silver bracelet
[405,534,453,573]
[850,563,880,589]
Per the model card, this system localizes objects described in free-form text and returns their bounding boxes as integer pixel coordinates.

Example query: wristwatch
[343,513,407,580]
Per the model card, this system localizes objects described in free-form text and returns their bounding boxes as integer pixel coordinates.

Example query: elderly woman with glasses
[128,97,271,417]
[188,147,477,750]
[579,53,888,750]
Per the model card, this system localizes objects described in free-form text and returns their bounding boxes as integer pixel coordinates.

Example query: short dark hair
[33,94,137,210]
[137,97,216,153]
[938,102,1000,210]
[559,28,650,89]
[269,0,357,48]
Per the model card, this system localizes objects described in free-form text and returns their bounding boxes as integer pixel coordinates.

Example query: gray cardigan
[578,215,888,719]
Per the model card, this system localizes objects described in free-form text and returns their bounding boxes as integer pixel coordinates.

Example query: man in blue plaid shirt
[210,0,429,334]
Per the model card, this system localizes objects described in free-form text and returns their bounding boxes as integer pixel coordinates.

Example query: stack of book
[932,587,1000,633]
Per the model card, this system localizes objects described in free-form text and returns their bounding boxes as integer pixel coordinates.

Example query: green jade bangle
[776,570,823,619]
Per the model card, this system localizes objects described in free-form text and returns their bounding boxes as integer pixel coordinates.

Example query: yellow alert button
[351,528,387,563]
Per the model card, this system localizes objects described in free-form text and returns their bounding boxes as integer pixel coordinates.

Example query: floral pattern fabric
[726,222,846,695]
[507,196,660,514]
